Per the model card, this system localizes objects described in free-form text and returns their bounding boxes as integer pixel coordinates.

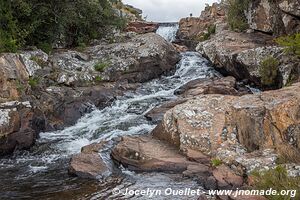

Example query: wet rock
[183,164,217,189]
[125,21,159,34]
[69,142,110,179]
[37,84,120,130]
[172,43,189,53]
[145,99,187,123]
[212,165,244,189]
[184,148,211,165]
[111,135,194,172]
[174,76,240,97]
[0,101,45,155]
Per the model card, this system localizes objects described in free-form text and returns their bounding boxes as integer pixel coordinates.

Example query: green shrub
[194,24,216,41]
[276,33,300,57]
[28,77,39,88]
[211,158,222,167]
[259,56,279,87]
[94,61,110,72]
[16,80,25,92]
[227,0,249,32]
[0,0,126,52]
[94,75,103,82]
[251,166,300,200]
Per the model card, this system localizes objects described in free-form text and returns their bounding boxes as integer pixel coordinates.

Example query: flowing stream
[0,24,220,200]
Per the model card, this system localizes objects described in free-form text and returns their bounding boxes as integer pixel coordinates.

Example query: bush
[211,158,222,167]
[94,75,103,82]
[227,0,249,32]
[0,0,126,53]
[28,77,39,88]
[94,61,110,72]
[194,24,216,41]
[259,56,279,87]
[276,33,300,57]
[251,166,300,200]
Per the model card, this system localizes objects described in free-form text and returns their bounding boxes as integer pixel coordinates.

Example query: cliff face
[246,0,300,35]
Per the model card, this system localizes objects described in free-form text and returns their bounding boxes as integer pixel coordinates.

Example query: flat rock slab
[111,135,195,172]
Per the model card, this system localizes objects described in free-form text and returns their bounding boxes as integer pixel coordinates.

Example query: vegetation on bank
[251,166,300,200]
[259,56,279,87]
[0,0,127,54]
[194,24,216,42]
[276,33,300,57]
[211,158,222,167]
[227,0,249,32]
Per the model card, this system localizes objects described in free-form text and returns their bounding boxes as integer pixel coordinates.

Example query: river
[0,24,220,200]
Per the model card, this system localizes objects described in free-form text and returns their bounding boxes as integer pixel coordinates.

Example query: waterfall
[156,23,179,42]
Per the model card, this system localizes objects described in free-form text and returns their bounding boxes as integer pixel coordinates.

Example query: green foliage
[227,0,249,32]
[276,34,300,57]
[259,56,279,87]
[0,0,126,53]
[16,80,25,92]
[251,166,300,200]
[28,77,39,88]
[94,75,103,82]
[194,24,216,42]
[0,1,18,53]
[211,158,222,167]
[94,61,110,72]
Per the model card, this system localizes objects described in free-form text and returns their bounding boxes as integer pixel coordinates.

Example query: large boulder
[52,33,180,85]
[0,54,29,102]
[145,76,245,123]
[0,101,45,155]
[111,135,194,172]
[69,142,110,179]
[153,83,300,172]
[246,0,300,35]
[195,29,300,88]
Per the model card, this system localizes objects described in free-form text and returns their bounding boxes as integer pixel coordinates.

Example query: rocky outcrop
[174,76,241,97]
[53,33,180,85]
[177,3,225,48]
[196,28,298,88]
[111,135,246,190]
[145,76,249,123]
[125,21,159,34]
[153,82,300,173]
[246,0,300,35]
[0,31,179,155]
[0,101,45,155]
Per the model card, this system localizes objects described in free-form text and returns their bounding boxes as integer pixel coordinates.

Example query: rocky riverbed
[1,0,300,200]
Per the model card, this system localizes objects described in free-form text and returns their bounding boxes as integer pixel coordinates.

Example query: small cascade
[0,45,220,198]
[156,23,179,42]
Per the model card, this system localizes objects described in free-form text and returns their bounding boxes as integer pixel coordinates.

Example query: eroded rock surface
[153,83,300,173]
[111,135,194,172]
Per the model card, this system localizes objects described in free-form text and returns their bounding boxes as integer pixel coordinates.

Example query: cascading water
[0,25,220,199]
[156,23,179,42]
